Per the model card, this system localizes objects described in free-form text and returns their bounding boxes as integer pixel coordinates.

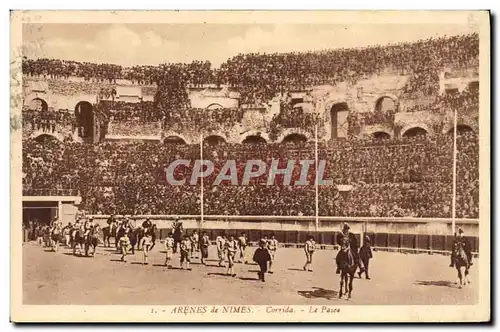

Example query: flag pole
[200,133,204,230]
[452,107,458,234]
[315,120,319,232]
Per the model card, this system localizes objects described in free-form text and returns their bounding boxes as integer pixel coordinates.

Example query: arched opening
[282,133,307,144]
[372,131,391,140]
[242,135,267,144]
[375,97,395,113]
[330,102,349,140]
[204,135,226,145]
[74,101,94,140]
[33,133,60,143]
[206,103,224,110]
[28,98,48,112]
[403,127,428,138]
[448,125,475,136]
[163,136,186,144]
[467,81,479,92]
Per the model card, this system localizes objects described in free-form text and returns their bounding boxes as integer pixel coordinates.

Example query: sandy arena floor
[22,242,478,305]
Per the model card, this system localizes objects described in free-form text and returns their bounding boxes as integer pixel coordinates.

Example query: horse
[128,228,138,254]
[102,223,118,248]
[71,227,85,256]
[337,237,357,299]
[452,241,471,288]
[136,227,146,251]
[84,225,101,257]
[149,224,158,251]
[173,222,183,254]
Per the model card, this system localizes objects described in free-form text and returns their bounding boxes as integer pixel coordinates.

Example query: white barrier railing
[87,214,479,225]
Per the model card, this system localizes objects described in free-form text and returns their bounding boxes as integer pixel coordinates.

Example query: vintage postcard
[10,10,490,323]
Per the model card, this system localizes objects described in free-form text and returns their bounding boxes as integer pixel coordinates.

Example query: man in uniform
[190,230,200,259]
[84,217,94,238]
[253,240,272,282]
[162,232,175,268]
[119,228,132,262]
[303,235,316,272]
[335,223,364,275]
[216,233,227,267]
[200,231,210,265]
[180,234,192,270]
[172,217,183,254]
[237,232,248,264]
[225,234,238,277]
[106,214,116,227]
[267,233,279,274]
[450,228,473,268]
[139,218,153,250]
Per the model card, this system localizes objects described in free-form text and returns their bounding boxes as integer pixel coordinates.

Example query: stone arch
[162,132,190,144]
[400,123,432,137]
[444,124,477,136]
[282,133,308,144]
[73,100,94,112]
[374,94,398,112]
[324,99,353,115]
[467,81,479,92]
[278,128,312,143]
[327,101,350,140]
[401,125,430,138]
[30,131,63,142]
[74,100,95,140]
[26,97,49,112]
[363,124,394,138]
[372,131,392,139]
[203,134,227,145]
[24,93,50,109]
[239,131,270,144]
[442,117,477,135]
[205,103,224,110]
[242,135,267,144]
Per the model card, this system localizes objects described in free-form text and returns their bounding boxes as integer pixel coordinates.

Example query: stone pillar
[58,200,63,221]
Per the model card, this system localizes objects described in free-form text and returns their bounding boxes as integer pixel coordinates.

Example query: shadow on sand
[297,287,339,300]
[239,277,260,281]
[414,280,458,288]
[207,272,233,277]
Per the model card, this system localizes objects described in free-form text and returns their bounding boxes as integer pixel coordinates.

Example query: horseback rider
[83,217,94,238]
[107,214,118,232]
[72,219,82,239]
[172,217,183,254]
[142,218,153,231]
[450,228,473,268]
[139,218,154,250]
[335,223,364,275]
[107,214,116,226]
[121,217,131,231]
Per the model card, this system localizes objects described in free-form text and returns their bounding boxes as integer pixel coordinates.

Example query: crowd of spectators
[22,131,479,218]
[21,33,480,218]
[23,33,478,106]
[405,85,479,114]
[162,107,245,133]
[219,33,478,104]
[22,109,74,133]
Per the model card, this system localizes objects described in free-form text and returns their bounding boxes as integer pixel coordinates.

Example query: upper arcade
[20,33,480,144]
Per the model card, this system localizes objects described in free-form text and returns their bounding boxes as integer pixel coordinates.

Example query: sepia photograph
[10,10,490,322]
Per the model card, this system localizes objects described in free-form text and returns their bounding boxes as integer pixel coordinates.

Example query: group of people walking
[28,215,474,290]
